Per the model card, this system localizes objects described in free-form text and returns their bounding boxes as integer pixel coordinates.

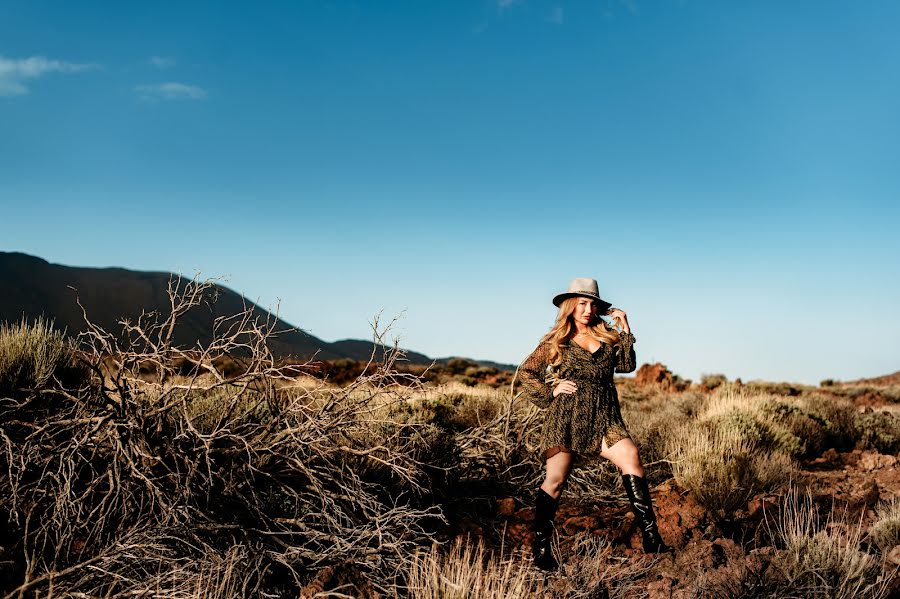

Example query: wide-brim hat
[552,277,612,312]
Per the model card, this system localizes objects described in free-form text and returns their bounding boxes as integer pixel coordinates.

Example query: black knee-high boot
[621,474,673,554]
[531,487,560,570]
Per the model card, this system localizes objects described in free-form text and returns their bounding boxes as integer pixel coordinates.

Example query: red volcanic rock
[859,451,898,471]
[561,515,601,535]
[635,362,677,391]
[647,479,708,549]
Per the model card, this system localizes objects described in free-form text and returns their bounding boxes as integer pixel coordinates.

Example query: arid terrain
[1,278,898,598]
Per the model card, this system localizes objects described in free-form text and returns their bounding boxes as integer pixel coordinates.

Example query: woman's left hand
[606,307,630,334]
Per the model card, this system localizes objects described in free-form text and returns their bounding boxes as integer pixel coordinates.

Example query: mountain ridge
[0,251,515,370]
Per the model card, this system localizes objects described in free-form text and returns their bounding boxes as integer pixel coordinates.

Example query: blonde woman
[517,278,672,570]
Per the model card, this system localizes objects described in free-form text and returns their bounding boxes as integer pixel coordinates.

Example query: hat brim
[552,292,612,312]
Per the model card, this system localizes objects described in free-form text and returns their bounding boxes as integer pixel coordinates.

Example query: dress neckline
[569,340,607,357]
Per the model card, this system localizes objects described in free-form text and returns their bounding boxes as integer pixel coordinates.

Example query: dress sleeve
[615,331,637,373]
[517,341,555,409]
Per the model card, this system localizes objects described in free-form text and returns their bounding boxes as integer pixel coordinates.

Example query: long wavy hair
[538,296,622,377]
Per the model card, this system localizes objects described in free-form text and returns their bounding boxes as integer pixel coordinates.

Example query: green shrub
[855,410,900,454]
[758,398,828,458]
[707,410,774,448]
[800,397,859,451]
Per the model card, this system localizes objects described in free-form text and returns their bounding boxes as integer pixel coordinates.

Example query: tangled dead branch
[0,275,446,597]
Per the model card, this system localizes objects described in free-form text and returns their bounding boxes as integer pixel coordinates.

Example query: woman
[517,277,672,571]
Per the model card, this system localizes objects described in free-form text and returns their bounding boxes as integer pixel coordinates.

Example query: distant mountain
[329,339,434,364]
[0,251,515,370]
[0,251,349,359]
[434,357,518,371]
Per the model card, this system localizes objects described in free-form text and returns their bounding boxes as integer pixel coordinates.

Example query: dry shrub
[668,424,794,520]
[50,528,268,598]
[0,276,446,597]
[870,497,900,554]
[453,387,546,495]
[798,395,859,451]
[403,535,545,598]
[768,486,893,599]
[698,387,843,459]
[700,373,728,391]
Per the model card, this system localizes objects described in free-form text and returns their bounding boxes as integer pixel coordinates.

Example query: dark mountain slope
[0,252,516,370]
[0,251,346,359]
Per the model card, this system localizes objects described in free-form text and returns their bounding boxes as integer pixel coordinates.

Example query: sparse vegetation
[1,284,898,597]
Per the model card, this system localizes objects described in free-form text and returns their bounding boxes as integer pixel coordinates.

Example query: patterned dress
[518,332,638,463]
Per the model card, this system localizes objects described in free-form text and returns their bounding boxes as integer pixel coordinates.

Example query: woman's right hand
[552,379,577,397]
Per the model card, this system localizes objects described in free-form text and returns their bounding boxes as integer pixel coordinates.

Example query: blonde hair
[538,296,622,378]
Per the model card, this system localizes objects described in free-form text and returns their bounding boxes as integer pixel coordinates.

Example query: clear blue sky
[2,1,898,385]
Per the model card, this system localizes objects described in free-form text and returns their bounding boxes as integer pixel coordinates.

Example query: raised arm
[517,341,555,409]
[615,331,637,373]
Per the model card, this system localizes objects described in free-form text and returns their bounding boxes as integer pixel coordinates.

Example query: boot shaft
[620,473,673,553]
[532,487,560,533]
[621,474,654,509]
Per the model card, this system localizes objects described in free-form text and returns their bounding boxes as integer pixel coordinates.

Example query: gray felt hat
[552,277,612,312]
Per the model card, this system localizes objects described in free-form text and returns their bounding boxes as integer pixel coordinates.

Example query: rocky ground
[468,446,900,598]
[300,445,900,598]
[296,373,900,598]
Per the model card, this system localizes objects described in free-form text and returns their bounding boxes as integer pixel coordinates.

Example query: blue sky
[2,0,898,385]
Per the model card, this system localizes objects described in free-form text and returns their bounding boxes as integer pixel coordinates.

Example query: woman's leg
[532,449,573,570]
[540,449,574,499]
[599,436,644,477]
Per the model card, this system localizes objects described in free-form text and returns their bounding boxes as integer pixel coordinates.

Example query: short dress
[517,332,638,463]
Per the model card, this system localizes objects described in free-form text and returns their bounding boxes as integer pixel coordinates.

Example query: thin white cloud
[0,55,100,96]
[148,55,176,69]
[134,82,207,101]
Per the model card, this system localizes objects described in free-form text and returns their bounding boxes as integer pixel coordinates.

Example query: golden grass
[404,536,545,599]
[668,422,794,519]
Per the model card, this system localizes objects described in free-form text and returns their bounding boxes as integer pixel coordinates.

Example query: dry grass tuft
[870,497,900,554]
[558,533,655,599]
[0,316,85,394]
[404,535,545,598]
[768,486,892,599]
